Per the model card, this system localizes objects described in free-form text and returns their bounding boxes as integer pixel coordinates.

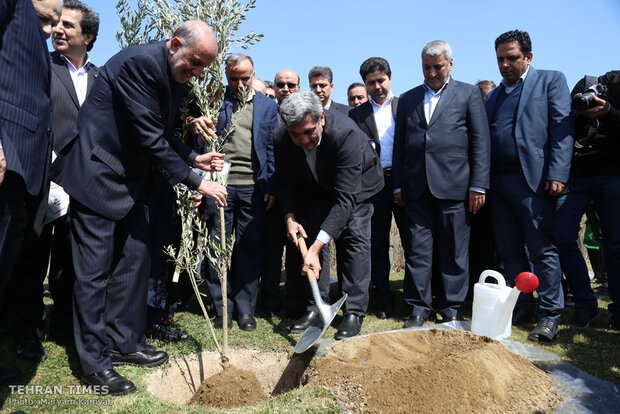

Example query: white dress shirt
[369,91,395,168]
[61,54,92,106]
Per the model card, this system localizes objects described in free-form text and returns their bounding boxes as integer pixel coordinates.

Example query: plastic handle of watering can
[296,235,319,281]
[478,270,506,288]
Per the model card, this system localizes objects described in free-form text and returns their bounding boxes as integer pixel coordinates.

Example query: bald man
[274,68,300,104]
[50,20,227,395]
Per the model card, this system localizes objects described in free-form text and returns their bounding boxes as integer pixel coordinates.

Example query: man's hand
[545,180,565,196]
[577,95,611,120]
[186,115,218,143]
[0,148,5,187]
[194,152,225,172]
[468,191,486,214]
[264,194,275,212]
[394,191,405,206]
[190,193,202,211]
[285,214,306,247]
[302,241,324,281]
[197,180,227,206]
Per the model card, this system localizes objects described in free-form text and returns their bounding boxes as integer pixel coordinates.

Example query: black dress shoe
[16,338,47,360]
[238,314,257,331]
[528,320,559,342]
[403,315,426,328]
[335,314,363,340]
[81,369,136,396]
[441,315,459,323]
[109,348,169,367]
[569,306,599,329]
[290,311,320,333]
[213,315,233,329]
[512,307,536,326]
[146,323,190,342]
[0,367,21,384]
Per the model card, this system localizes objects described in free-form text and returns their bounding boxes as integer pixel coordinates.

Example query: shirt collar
[501,66,530,90]
[369,90,394,108]
[60,54,91,72]
[423,79,449,95]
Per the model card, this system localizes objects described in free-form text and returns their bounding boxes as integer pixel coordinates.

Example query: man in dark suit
[202,54,279,331]
[309,66,350,115]
[393,40,490,328]
[276,90,383,339]
[485,30,573,342]
[50,21,228,395]
[0,0,61,383]
[349,57,408,319]
[2,1,100,358]
[258,69,301,319]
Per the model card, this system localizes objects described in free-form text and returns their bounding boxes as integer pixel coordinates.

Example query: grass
[0,273,618,413]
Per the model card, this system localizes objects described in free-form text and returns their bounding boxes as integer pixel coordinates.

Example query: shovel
[294,236,347,354]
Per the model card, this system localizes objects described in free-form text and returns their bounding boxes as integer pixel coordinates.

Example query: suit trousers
[147,176,180,324]
[553,173,620,316]
[259,202,286,314]
[402,192,470,319]
[370,173,409,310]
[204,184,265,316]
[488,172,564,322]
[71,199,150,375]
[0,173,33,317]
[286,201,373,317]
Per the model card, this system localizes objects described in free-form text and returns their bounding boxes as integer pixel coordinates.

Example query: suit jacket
[326,100,351,116]
[485,66,574,195]
[50,51,99,152]
[348,97,399,157]
[393,78,490,201]
[275,110,383,238]
[50,41,200,221]
[0,0,53,196]
[215,88,279,195]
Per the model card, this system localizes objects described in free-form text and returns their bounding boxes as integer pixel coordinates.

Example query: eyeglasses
[276,82,298,89]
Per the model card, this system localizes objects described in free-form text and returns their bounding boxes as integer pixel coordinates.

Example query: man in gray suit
[393,40,490,328]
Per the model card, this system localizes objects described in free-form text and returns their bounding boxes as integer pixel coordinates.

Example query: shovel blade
[294,293,347,354]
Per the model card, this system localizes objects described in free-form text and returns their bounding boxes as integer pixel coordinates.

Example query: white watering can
[471,270,539,340]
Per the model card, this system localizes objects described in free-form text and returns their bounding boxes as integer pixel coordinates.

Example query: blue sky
[59,0,620,103]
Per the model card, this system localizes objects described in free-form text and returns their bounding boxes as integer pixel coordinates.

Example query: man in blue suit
[485,30,573,342]
[0,0,62,383]
[393,40,490,328]
[50,21,228,395]
[202,54,279,331]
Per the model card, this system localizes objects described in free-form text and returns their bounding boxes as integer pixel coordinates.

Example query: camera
[572,83,608,112]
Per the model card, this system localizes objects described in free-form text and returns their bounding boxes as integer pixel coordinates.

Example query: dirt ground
[144,348,310,407]
[146,330,561,412]
[309,329,562,413]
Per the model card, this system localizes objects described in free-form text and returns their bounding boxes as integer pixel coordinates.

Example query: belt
[383,167,392,176]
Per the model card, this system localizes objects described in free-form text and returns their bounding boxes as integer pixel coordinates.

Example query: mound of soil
[189,366,267,408]
[310,329,562,413]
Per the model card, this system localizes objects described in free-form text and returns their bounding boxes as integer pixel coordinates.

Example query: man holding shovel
[275,91,383,340]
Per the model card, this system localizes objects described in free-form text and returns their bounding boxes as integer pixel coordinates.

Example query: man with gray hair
[393,40,490,328]
[275,91,383,339]
[308,66,350,114]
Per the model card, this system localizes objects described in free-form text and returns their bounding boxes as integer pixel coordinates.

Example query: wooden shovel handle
[296,236,319,281]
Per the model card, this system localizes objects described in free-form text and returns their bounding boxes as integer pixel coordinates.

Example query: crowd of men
[1,0,618,397]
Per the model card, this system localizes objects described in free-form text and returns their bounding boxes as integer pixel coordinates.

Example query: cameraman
[553,71,620,330]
